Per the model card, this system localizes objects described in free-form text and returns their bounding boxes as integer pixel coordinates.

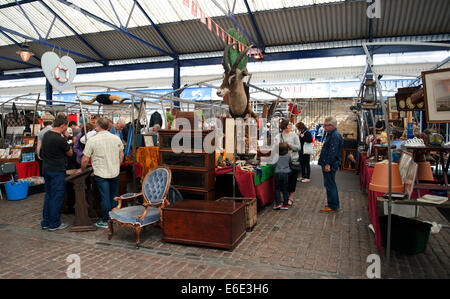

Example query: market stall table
[0,160,39,182]
[365,160,431,253]
[215,165,274,207]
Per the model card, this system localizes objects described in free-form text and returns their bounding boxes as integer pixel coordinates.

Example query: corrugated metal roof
[0,0,449,72]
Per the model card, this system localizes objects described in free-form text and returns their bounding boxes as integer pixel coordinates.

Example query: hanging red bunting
[191,1,197,17]
[222,29,226,42]
[180,0,263,60]
[208,17,212,31]
[200,9,206,24]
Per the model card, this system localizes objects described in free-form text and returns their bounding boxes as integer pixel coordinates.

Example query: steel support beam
[0,55,40,67]
[173,59,181,108]
[39,0,108,65]
[0,29,40,63]
[134,0,178,57]
[2,43,450,81]
[211,0,259,49]
[243,0,265,51]
[0,0,37,9]
[0,26,104,64]
[55,0,176,59]
[46,79,53,104]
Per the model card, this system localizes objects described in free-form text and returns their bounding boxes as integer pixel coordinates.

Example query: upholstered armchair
[108,166,172,248]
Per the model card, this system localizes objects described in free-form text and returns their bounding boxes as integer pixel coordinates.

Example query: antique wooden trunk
[217,197,257,231]
[162,200,246,250]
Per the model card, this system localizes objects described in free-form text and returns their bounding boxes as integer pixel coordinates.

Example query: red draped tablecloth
[359,155,368,190]
[215,166,274,207]
[15,161,39,179]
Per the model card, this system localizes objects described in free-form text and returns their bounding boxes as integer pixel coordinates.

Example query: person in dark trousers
[273,142,292,210]
[296,122,313,183]
[276,119,301,206]
[40,113,73,231]
[318,116,343,212]
[81,117,124,228]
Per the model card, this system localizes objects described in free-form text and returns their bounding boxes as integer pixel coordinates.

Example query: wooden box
[158,129,215,151]
[217,197,257,231]
[162,200,246,250]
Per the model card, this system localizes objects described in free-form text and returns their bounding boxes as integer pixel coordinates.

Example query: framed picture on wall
[342,149,357,171]
[422,68,450,123]
[387,97,398,119]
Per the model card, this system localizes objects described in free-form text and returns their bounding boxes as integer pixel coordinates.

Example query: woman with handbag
[275,119,301,206]
[296,122,313,183]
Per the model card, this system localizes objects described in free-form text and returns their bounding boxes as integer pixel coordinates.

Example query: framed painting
[422,68,450,123]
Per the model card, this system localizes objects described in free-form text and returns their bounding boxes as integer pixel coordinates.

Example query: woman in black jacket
[296,122,313,182]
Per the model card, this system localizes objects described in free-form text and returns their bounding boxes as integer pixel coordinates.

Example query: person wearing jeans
[318,116,343,212]
[82,117,124,228]
[40,113,72,231]
[94,176,119,223]
[273,142,291,210]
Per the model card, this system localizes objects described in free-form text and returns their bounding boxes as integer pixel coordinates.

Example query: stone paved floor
[0,165,448,279]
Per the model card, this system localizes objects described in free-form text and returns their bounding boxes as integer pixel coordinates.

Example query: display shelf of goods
[395,86,424,111]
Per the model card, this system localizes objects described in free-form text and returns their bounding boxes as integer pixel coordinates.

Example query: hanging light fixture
[16,44,34,62]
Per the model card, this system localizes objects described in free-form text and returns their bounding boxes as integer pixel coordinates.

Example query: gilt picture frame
[422,68,450,123]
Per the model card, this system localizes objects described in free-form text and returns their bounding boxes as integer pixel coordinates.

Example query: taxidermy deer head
[217,43,256,119]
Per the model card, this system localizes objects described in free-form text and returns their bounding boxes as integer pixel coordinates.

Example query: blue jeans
[274,173,289,206]
[94,176,119,222]
[42,171,67,229]
[322,168,339,210]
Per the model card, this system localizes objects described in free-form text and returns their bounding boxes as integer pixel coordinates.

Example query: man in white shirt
[81,117,124,228]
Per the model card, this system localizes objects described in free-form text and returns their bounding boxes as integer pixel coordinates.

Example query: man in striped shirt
[81,117,124,228]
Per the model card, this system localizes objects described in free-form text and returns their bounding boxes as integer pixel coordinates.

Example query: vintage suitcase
[162,199,246,250]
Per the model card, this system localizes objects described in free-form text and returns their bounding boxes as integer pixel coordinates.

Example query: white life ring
[54,65,69,83]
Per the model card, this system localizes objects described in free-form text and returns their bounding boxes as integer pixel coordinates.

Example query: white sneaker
[48,223,68,231]
[302,178,311,183]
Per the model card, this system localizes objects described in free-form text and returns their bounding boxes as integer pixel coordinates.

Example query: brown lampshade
[16,50,34,62]
[417,162,434,181]
[16,44,34,62]
[369,161,404,193]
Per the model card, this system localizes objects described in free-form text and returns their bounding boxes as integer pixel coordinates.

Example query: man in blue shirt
[318,116,343,212]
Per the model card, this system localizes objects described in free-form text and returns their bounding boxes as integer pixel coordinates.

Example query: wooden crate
[217,197,257,231]
[162,199,246,250]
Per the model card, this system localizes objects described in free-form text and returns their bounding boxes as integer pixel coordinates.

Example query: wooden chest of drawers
[162,200,246,250]
[158,130,215,200]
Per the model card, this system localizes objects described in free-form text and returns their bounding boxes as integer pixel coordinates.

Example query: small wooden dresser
[158,129,215,200]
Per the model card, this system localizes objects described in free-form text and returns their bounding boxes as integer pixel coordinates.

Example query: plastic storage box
[379,214,432,255]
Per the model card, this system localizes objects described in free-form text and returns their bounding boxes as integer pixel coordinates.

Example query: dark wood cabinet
[159,130,215,200]
[162,200,246,250]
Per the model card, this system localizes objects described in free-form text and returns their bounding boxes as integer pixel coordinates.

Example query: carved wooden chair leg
[107,220,114,240]
[134,225,142,248]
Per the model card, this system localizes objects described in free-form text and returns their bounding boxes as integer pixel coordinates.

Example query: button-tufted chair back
[142,167,171,203]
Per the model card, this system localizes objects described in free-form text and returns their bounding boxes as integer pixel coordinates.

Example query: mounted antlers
[217,43,257,119]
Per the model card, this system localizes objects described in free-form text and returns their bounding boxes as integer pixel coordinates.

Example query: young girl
[273,142,292,210]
